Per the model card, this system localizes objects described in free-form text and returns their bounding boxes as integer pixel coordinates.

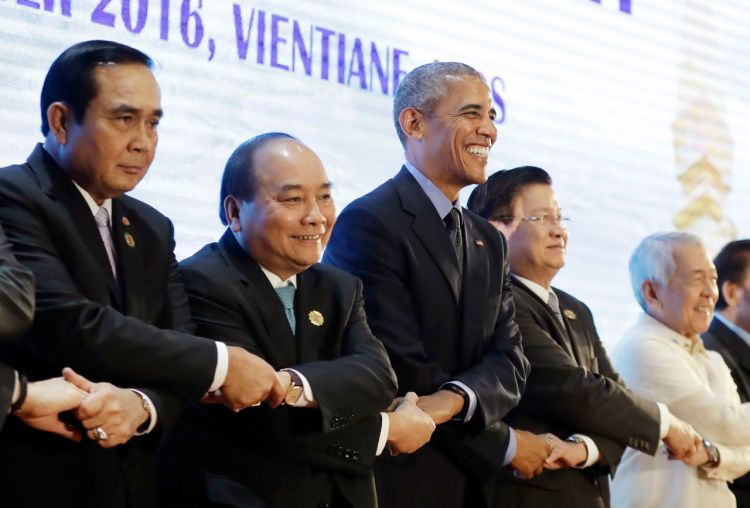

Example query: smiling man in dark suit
[0,40,285,507]
[468,166,703,507]
[323,62,537,508]
[703,239,750,507]
[157,133,434,508]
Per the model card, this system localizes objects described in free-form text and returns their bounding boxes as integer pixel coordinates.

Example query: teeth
[295,235,320,240]
[466,146,490,157]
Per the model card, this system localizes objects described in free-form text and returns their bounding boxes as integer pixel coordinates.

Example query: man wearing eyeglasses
[468,166,703,508]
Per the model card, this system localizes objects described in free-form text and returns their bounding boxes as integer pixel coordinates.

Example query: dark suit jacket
[0,145,218,508]
[157,230,397,508]
[323,167,529,508]
[0,222,34,427]
[496,279,661,508]
[703,317,750,508]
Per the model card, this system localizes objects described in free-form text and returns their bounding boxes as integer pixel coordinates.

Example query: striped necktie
[274,284,297,334]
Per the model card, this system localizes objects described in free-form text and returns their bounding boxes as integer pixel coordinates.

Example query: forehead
[254,140,328,188]
[515,183,559,211]
[673,242,714,273]
[434,74,491,110]
[90,63,160,107]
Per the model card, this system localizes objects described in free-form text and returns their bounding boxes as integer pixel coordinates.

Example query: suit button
[319,503,330,508]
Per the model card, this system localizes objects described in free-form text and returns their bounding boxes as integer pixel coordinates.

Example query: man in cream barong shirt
[611,232,750,508]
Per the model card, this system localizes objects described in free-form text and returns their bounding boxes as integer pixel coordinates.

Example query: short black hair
[714,240,750,310]
[40,40,153,136]
[218,132,297,225]
[467,166,552,223]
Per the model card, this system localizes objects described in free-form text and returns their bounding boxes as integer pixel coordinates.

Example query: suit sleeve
[513,295,661,454]
[0,222,34,342]
[0,180,216,400]
[587,432,626,476]
[324,205,527,427]
[292,278,398,431]
[0,362,15,429]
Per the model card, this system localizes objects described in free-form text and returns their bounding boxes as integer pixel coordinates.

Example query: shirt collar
[71,180,113,222]
[259,264,297,289]
[640,313,706,356]
[404,161,462,221]
[715,312,750,349]
[514,275,551,304]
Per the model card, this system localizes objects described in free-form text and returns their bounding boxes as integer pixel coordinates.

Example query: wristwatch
[702,439,720,468]
[283,371,305,406]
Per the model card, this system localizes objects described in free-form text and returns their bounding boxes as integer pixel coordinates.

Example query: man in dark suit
[703,239,750,507]
[467,166,704,507]
[0,40,285,507]
[157,132,434,507]
[323,62,541,508]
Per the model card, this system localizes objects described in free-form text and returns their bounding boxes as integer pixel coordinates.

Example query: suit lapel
[511,277,577,362]
[459,216,490,362]
[295,268,330,364]
[219,230,298,366]
[29,146,120,304]
[556,293,588,367]
[112,200,142,316]
[393,167,461,303]
[711,319,750,377]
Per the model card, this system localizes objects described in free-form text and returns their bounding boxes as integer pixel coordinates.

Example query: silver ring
[92,426,109,441]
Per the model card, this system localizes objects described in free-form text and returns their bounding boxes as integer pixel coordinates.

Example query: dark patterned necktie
[444,208,464,277]
[274,284,297,334]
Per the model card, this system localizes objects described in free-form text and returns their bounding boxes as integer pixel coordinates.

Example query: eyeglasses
[495,215,571,228]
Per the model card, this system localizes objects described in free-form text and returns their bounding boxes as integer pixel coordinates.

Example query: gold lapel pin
[474,240,484,246]
[308,310,324,327]
[121,216,131,227]
[563,309,576,320]
[124,233,136,248]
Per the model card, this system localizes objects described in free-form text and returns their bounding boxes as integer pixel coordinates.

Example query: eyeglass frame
[493,214,571,228]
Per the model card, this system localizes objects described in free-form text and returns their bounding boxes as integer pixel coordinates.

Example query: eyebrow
[279,182,333,192]
[458,104,497,117]
[109,104,164,118]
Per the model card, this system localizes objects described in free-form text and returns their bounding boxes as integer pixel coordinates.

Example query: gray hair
[393,62,484,147]
[628,231,705,312]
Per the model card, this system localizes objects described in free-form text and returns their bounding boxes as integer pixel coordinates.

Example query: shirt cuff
[440,380,477,422]
[571,434,600,468]
[129,389,157,435]
[657,403,670,439]
[503,428,517,465]
[376,413,390,456]
[281,368,314,407]
[208,342,229,393]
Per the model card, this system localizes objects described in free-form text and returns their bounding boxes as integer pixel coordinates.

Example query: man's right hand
[215,346,285,410]
[511,429,553,479]
[663,413,701,460]
[386,392,436,455]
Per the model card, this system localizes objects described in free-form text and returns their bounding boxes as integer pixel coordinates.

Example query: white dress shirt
[611,313,750,508]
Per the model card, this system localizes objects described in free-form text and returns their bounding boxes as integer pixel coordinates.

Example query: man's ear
[490,219,515,241]
[399,107,425,141]
[224,196,243,233]
[46,102,72,145]
[721,280,740,308]
[642,280,660,308]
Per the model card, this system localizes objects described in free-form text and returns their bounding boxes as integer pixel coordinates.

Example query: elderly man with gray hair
[611,231,750,508]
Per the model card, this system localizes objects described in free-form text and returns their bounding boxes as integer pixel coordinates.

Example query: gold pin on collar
[563,309,576,320]
[121,216,131,227]
[475,240,484,246]
[124,233,136,248]
[308,310,324,326]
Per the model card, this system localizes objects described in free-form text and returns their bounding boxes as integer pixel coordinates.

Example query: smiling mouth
[465,145,491,158]
[693,305,712,313]
[292,234,322,241]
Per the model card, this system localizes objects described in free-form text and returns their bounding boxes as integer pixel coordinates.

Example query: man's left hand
[64,368,148,448]
[544,437,587,470]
